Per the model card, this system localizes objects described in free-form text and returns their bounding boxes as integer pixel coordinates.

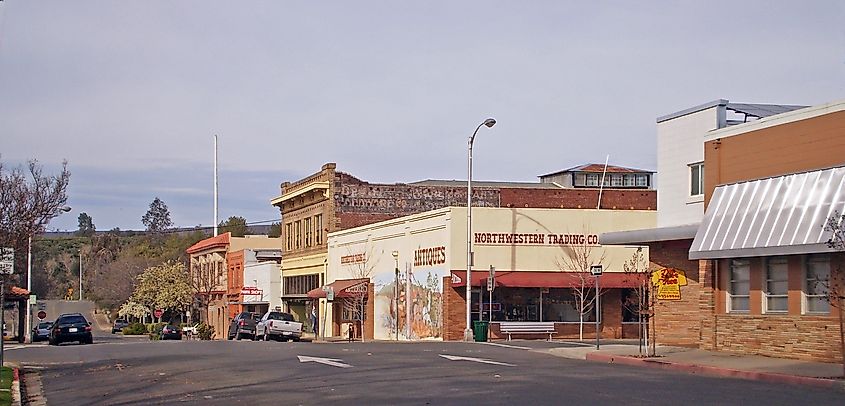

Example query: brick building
[603,99,845,362]
[271,163,656,326]
[186,233,281,339]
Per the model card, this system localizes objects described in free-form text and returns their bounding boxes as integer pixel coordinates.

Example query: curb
[586,352,845,391]
[11,367,21,406]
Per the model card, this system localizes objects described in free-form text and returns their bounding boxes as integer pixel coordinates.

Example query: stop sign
[37,310,47,320]
[154,309,163,318]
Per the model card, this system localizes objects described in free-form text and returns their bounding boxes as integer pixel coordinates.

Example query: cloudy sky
[1,1,843,231]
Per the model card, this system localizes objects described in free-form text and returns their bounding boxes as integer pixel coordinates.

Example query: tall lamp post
[392,251,399,341]
[465,118,496,341]
[26,205,71,343]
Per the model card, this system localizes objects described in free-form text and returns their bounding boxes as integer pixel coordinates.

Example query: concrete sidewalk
[547,343,845,390]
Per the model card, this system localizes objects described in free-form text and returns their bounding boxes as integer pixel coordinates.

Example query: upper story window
[623,174,636,187]
[764,257,788,313]
[295,220,302,249]
[636,174,649,187]
[690,162,704,196]
[805,254,830,314]
[304,217,312,248]
[315,214,323,245]
[728,259,750,313]
[585,174,599,187]
[284,223,292,251]
[611,174,623,187]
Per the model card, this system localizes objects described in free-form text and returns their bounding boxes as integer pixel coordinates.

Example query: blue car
[32,321,53,342]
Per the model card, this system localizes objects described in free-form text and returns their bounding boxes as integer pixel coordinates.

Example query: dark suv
[228,312,257,340]
[49,313,93,345]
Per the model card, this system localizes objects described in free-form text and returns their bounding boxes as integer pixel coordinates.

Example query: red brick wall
[500,188,655,210]
[711,315,842,362]
[443,277,467,341]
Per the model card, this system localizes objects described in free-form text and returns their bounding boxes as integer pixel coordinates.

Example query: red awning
[307,278,369,299]
[450,271,646,289]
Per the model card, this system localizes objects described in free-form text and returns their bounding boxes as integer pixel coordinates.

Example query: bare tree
[822,211,845,376]
[622,247,656,356]
[557,240,607,341]
[0,158,70,284]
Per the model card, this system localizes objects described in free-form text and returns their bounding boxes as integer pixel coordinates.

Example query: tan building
[186,233,281,339]
[313,207,656,341]
[604,99,845,362]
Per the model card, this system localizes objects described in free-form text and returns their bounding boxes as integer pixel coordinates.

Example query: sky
[1,1,843,231]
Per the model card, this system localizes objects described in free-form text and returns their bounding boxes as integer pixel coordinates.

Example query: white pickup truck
[255,311,303,342]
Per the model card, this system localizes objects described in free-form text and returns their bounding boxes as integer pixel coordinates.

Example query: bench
[497,322,556,341]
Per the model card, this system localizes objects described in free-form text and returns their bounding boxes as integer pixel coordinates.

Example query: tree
[557,237,607,341]
[822,211,845,376]
[0,158,70,280]
[76,212,95,237]
[621,247,655,356]
[141,197,173,233]
[268,222,281,238]
[118,300,150,322]
[129,261,193,323]
[219,216,248,237]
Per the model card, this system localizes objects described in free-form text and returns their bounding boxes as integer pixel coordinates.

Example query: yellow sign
[651,268,688,300]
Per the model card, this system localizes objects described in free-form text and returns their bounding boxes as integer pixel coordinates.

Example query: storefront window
[621,288,641,323]
[764,257,788,313]
[806,255,830,314]
[477,287,599,322]
[729,259,750,312]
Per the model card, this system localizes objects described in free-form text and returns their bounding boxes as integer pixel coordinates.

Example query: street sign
[486,277,494,291]
[326,287,335,301]
[241,287,263,295]
[590,265,603,276]
[29,295,37,305]
[154,309,163,318]
[0,247,13,275]
[37,311,47,320]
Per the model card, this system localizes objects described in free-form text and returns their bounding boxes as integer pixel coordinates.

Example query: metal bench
[497,322,556,341]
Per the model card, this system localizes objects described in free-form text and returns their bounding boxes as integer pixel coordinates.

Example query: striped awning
[690,166,845,260]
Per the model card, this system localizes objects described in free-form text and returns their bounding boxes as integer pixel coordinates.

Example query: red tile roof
[540,163,654,177]
[186,232,231,254]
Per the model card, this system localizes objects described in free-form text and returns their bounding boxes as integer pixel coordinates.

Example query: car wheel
[236,329,242,340]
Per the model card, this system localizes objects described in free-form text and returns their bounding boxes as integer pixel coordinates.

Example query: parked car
[49,313,93,345]
[112,319,129,334]
[159,324,182,340]
[228,312,258,340]
[32,321,53,342]
[255,311,302,341]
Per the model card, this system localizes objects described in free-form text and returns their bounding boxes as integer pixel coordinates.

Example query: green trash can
[473,321,489,342]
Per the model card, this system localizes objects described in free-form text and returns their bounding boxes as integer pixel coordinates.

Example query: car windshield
[37,322,52,329]
[60,316,87,324]
[266,312,294,321]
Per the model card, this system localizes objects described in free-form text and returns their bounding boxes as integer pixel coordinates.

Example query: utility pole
[78,249,83,301]
[213,134,219,237]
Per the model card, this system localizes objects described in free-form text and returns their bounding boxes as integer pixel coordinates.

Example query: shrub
[196,323,215,340]
[122,323,146,335]
[146,322,166,334]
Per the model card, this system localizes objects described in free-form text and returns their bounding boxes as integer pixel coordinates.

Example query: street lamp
[26,205,71,342]
[465,118,496,341]
[392,250,399,341]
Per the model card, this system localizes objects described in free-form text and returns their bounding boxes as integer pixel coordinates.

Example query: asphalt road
[7,335,844,405]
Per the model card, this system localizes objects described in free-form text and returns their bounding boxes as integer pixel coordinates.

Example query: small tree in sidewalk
[622,247,657,357]
[557,239,607,341]
[822,211,845,377]
[342,246,377,341]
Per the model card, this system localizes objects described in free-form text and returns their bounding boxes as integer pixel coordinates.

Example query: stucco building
[311,207,656,341]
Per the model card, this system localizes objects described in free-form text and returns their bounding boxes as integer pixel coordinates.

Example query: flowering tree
[130,261,193,323]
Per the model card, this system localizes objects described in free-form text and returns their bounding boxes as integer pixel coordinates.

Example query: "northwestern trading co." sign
[474,232,599,246]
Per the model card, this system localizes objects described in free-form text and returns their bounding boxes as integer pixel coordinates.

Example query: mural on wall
[374,269,444,340]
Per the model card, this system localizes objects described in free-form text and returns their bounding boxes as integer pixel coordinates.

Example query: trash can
[473,321,489,342]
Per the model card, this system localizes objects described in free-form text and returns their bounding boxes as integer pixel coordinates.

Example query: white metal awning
[690,166,845,260]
